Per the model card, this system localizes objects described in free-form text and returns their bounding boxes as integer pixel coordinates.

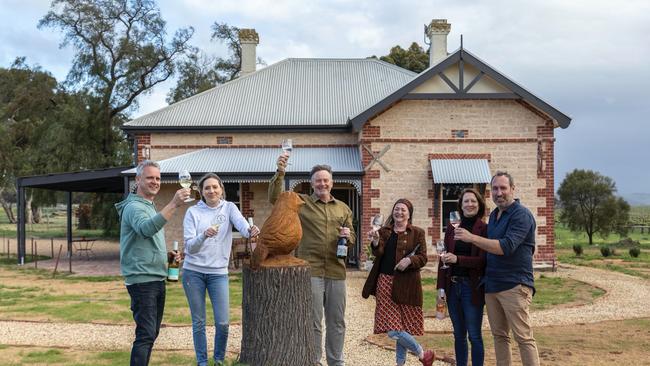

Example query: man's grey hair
[135,160,160,177]
[491,171,515,188]
[310,164,333,179]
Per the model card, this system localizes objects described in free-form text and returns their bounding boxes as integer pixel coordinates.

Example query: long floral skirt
[373,273,424,336]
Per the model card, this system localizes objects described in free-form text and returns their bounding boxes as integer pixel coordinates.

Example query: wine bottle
[435,289,447,320]
[336,226,348,259]
[167,241,180,282]
[247,217,256,252]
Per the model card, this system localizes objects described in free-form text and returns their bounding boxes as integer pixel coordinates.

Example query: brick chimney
[239,28,259,77]
[426,19,451,66]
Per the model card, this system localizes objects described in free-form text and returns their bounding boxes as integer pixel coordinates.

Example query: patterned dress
[373,232,424,336]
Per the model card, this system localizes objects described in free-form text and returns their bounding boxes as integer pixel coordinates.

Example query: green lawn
[0,207,109,239]
[421,273,604,314]
[0,265,243,325]
[555,221,650,278]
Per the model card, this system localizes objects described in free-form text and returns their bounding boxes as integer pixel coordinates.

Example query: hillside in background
[623,193,650,206]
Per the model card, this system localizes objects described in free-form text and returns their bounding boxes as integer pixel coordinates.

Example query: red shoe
[419,349,435,366]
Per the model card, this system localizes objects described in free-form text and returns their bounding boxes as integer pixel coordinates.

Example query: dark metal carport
[15,166,132,264]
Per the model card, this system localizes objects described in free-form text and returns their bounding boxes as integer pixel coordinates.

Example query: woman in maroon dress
[362,199,435,366]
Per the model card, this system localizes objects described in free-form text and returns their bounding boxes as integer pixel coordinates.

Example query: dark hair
[457,188,486,219]
[310,164,333,179]
[491,171,514,188]
[385,198,414,226]
[198,173,226,202]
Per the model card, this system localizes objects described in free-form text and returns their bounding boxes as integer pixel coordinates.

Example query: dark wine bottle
[336,227,348,259]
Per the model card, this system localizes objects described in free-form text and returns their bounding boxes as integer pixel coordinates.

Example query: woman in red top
[362,199,435,366]
[437,188,488,366]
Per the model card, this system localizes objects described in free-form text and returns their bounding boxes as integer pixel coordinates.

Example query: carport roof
[17,166,131,193]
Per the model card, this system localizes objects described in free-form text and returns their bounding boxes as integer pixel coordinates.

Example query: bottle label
[167,268,179,281]
[337,244,347,259]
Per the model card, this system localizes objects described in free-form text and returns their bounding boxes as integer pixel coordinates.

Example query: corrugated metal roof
[122,147,363,175]
[430,159,491,184]
[123,58,416,128]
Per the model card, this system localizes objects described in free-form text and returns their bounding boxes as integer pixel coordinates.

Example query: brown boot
[419,349,435,366]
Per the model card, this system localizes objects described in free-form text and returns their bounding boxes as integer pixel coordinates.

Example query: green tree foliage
[0,58,58,223]
[39,0,194,165]
[373,42,429,73]
[0,57,130,231]
[558,169,631,244]
[167,22,263,104]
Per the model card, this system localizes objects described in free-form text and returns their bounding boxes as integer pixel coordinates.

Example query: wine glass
[178,170,194,202]
[437,240,449,269]
[211,214,226,233]
[370,214,384,232]
[449,211,461,229]
[281,139,293,165]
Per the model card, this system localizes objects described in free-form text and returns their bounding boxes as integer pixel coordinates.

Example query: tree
[167,22,265,104]
[39,0,194,165]
[0,57,128,231]
[557,169,631,244]
[372,42,429,73]
[0,58,59,223]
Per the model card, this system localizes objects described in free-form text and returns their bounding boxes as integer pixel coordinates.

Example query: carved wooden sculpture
[241,191,314,365]
[250,191,305,269]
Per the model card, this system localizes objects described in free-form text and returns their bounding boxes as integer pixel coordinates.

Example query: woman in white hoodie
[182,173,259,366]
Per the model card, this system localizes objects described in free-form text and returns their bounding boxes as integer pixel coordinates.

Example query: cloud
[1,0,649,194]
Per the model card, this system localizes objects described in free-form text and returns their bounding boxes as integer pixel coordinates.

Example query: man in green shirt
[115,160,190,366]
[269,154,356,366]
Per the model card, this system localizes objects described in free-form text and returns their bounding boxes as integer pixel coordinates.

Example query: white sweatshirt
[182,199,251,274]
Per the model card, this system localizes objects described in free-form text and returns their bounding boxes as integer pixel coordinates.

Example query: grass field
[0,206,107,239]
[0,266,243,325]
[555,220,650,279]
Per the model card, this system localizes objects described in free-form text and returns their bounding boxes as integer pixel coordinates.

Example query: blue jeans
[447,279,485,366]
[126,280,166,366]
[182,269,230,366]
[387,330,423,365]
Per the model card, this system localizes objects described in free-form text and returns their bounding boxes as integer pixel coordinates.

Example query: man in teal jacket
[115,160,190,366]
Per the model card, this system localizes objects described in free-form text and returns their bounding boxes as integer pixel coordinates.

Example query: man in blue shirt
[454,171,540,366]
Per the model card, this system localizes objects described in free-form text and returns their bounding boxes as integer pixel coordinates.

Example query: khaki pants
[485,285,540,366]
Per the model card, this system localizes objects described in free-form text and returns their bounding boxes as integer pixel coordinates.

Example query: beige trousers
[485,284,540,366]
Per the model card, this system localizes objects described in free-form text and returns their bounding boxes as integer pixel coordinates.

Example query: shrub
[600,246,612,257]
[572,244,583,256]
[629,247,641,258]
[618,237,640,247]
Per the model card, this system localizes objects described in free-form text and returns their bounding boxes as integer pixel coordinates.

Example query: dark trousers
[126,280,166,366]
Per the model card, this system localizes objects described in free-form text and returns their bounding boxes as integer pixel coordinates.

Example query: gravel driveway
[2,264,649,365]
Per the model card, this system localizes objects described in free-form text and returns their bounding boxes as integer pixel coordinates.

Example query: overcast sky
[1,0,649,197]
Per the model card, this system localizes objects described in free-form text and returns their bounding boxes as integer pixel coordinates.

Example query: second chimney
[426,19,451,66]
[239,28,259,77]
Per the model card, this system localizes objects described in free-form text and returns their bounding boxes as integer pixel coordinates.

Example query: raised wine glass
[178,170,194,202]
[436,240,449,269]
[370,214,384,232]
[449,211,461,229]
[281,139,293,165]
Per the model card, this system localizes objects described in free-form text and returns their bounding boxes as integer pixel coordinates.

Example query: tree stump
[240,257,314,366]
